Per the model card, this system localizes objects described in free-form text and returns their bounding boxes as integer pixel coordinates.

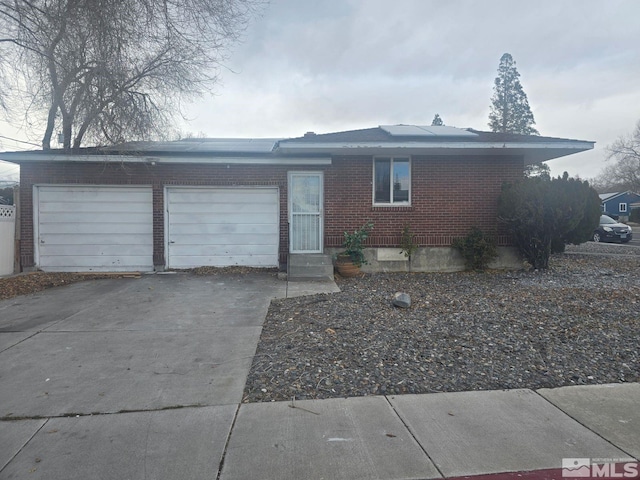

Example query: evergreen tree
[489,53,539,135]
[431,114,444,126]
[498,173,600,269]
[524,162,550,179]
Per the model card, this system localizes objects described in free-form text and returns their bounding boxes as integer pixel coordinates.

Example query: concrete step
[288,254,334,281]
[288,254,333,267]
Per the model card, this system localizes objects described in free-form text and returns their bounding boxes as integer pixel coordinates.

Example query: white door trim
[288,171,323,254]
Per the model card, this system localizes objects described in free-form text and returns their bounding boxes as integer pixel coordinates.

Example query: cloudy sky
[1,0,639,182]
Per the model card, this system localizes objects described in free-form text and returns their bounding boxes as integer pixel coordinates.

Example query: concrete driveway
[0,272,287,479]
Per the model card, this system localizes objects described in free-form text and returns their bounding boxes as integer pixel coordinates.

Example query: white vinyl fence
[0,205,16,275]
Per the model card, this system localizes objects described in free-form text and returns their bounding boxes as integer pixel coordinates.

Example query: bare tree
[601,120,640,192]
[0,0,262,151]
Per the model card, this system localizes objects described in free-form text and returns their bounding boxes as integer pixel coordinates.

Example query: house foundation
[326,246,523,273]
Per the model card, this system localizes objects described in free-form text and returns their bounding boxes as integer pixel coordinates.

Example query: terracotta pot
[335,255,361,277]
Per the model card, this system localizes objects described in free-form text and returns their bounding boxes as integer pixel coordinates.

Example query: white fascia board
[0,153,149,163]
[0,152,331,165]
[277,140,594,153]
[141,156,332,165]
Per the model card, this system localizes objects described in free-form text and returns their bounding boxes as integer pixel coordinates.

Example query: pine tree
[489,53,539,135]
[431,114,444,126]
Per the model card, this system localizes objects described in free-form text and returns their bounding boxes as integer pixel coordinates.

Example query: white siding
[166,187,279,268]
[35,186,153,272]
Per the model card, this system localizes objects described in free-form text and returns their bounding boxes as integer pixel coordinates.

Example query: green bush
[452,227,498,272]
[498,173,600,269]
[342,222,373,267]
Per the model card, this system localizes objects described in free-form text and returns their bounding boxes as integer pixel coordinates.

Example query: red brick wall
[324,155,523,248]
[18,155,522,269]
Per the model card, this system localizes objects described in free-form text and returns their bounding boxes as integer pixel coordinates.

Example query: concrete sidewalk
[3,384,636,480]
[218,384,639,480]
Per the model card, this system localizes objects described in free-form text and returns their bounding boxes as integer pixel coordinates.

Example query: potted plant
[335,222,373,277]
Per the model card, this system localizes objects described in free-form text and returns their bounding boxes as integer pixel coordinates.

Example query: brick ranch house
[1,125,593,276]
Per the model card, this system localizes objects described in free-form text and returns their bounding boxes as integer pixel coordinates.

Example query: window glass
[392,160,410,203]
[374,157,410,204]
[292,176,320,213]
[374,158,391,203]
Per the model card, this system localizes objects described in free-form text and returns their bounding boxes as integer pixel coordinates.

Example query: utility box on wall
[0,205,16,275]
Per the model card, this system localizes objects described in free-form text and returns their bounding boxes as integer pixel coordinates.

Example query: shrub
[342,222,373,267]
[452,227,498,272]
[498,172,600,269]
[399,224,418,259]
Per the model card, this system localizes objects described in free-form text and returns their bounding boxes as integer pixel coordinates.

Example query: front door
[289,172,323,253]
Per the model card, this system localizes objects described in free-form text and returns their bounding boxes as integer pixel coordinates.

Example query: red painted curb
[446,463,639,480]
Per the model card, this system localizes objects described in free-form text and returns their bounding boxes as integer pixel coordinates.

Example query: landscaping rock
[243,243,640,403]
[392,292,411,308]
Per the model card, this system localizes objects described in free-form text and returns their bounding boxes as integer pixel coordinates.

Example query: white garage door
[35,186,153,272]
[166,187,279,268]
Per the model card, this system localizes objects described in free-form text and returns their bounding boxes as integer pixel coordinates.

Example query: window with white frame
[620,202,628,212]
[374,157,410,204]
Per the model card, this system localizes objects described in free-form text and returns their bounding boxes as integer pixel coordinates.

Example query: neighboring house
[0,125,593,275]
[598,191,640,220]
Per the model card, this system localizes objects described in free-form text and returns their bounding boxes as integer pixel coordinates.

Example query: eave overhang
[275,140,595,165]
[0,152,332,166]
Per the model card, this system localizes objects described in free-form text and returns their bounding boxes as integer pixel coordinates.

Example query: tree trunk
[61,112,72,152]
[42,104,57,150]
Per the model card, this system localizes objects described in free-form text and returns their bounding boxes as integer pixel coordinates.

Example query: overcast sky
[1,0,639,182]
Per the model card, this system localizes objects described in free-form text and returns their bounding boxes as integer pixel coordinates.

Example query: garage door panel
[169,189,276,203]
[168,255,277,268]
[170,233,278,245]
[169,202,278,215]
[40,244,152,256]
[36,186,153,272]
[169,221,278,236]
[38,187,151,203]
[170,243,278,256]
[39,212,151,225]
[169,213,275,226]
[170,224,277,236]
[38,233,152,246]
[38,201,151,214]
[38,223,152,235]
[167,187,279,268]
[39,255,152,271]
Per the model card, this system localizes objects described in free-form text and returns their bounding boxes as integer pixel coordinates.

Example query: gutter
[0,152,332,166]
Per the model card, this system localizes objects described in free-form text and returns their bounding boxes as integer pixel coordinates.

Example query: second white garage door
[166,187,279,268]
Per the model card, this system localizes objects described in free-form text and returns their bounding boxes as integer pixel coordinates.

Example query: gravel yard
[243,242,640,403]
